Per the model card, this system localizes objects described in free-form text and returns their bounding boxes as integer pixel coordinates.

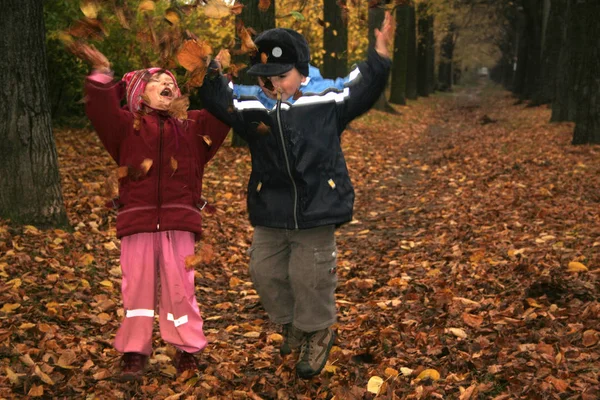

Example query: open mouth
[160,88,173,98]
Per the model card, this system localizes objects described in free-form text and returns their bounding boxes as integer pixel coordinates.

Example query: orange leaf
[117,166,128,179]
[187,66,208,88]
[462,312,483,328]
[237,21,258,54]
[184,243,214,270]
[168,96,189,120]
[256,121,271,136]
[260,52,268,64]
[258,0,271,12]
[177,39,212,72]
[140,159,153,175]
[215,49,231,69]
[170,156,178,173]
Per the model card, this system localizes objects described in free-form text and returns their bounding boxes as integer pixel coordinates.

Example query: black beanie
[247,28,310,77]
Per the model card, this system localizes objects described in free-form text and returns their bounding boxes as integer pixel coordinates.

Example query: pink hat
[122,68,181,113]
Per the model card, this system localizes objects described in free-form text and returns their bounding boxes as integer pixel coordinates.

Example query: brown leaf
[215,49,232,69]
[258,0,271,12]
[68,17,107,40]
[184,243,214,270]
[202,135,213,146]
[236,21,258,55]
[292,89,303,100]
[582,329,599,347]
[462,312,483,328]
[546,376,569,392]
[187,66,208,88]
[256,121,271,136]
[177,39,212,72]
[168,96,189,120]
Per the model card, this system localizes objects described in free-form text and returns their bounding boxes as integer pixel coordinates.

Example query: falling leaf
[256,121,271,136]
[138,0,155,12]
[202,135,213,146]
[168,96,189,120]
[292,89,303,100]
[80,0,100,18]
[184,243,214,270]
[258,0,271,11]
[215,48,231,69]
[164,7,180,25]
[367,376,384,395]
[203,0,233,18]
[170,156,178,174]
[260,52,268,64]
[116,166,128,179]
[140,159,153,175]
[236,21,257,54]
[567,261,587,272]
[177,39,212,72]
[415,369,440,381]
[67,17,107,40]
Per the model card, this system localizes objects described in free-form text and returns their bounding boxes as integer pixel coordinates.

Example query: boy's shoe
[296,327,336,379]
[173,350,198,374]
[280,323,305,356]
[120,352,148,381]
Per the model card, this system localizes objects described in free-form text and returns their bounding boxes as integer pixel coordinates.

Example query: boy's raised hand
[375,11,394,59]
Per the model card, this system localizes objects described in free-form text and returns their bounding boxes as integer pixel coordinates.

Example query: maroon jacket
[85,78,230,240]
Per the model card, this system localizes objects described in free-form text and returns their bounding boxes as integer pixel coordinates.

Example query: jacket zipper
[276,95,299,229]
[157,118,164,231]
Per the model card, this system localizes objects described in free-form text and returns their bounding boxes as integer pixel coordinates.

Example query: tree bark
[521,0,543,100]
[389,4,410,105]
[426,13,435,94]
[570,0,600,144]
[532,0,562,105]
[0,0,67,227]
[551,0,575,122]
[231,0,276,147]
[322,0,348,79]
[416,2,430,97]
[437,23,455,92]
[405,4,418,100]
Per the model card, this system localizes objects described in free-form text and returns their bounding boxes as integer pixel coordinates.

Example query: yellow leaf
[19,323,36,330]
[7,278,21,288]
[164,8,180,25]
[567,261,587,272]
[323,362,339,374]
[99,280,113,288]
[400,367,414,376]
[140,158,153,175]
[5,366,21,385]
[243,331,261,338]
[80,0,101,18]
[367,376,384,395]
[268,333,283,343]
[138,0,155,12]
[24,225,39,234]
[203,0,232,18]
[416,368,441,381]
[80,253,95,266]
[103,242,118,251]
[1,303,21,313]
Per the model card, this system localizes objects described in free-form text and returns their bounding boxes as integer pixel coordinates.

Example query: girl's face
[144,72,177,110]
[258,68,306,101]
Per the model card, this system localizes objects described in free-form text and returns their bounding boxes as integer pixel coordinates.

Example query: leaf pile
[0,84,599,398]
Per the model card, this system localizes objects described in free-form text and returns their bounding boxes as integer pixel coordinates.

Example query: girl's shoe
[173,350,198,373]
[296,327,335,379]
[280,323,305,356]
[120,352,148,381]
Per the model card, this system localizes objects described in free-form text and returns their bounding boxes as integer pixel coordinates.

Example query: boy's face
[258,68,306,101]
[144,72,177,110]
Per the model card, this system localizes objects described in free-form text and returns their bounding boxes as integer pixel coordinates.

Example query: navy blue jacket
[200,48,392,229]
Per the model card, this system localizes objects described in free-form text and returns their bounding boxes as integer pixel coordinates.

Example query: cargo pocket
[313,245,338,290]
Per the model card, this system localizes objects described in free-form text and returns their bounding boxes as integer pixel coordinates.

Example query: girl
[79,45,230,380]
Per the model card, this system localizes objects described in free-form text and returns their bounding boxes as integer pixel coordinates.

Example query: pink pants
[114,231,207,356]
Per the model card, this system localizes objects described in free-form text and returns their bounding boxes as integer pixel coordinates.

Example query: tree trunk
[512,7,528,96]
[389,4,410,105]
[521,0,543,100]
[570,0,600,144]
[322,0,348,79]
[551,0,575,122]
[405,4,418,100]
[232,0,276,147]
[426,13,435,94]
[0,0,67,227]
[368,1,396,113]
[416,2,430,97]
[532,0,562,105]
[437,23,455,92]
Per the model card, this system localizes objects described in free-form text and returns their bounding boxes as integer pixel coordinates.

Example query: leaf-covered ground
[1,83,599,399]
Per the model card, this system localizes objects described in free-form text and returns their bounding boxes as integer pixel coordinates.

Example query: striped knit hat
[122,68,181,113]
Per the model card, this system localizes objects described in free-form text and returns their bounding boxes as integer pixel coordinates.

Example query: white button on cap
[272,47,283,57]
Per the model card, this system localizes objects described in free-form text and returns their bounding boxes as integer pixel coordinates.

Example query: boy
[200,13,393,378]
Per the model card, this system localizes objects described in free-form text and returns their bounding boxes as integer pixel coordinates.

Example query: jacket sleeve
[198,73,249,141]
[190,109,231,164]
[338,48,392,130]
[84,76,132,162]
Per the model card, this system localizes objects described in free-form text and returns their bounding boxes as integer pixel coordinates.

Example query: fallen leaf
[567,261,588,272]
[415,369,440,381]
[367,376,384,395]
